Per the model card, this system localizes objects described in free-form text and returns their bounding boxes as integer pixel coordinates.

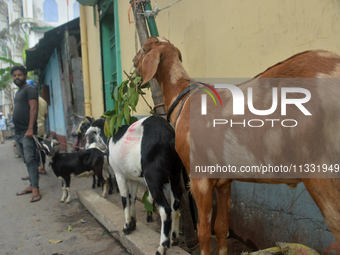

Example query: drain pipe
[79,4,92,116]
[144,2,159,36]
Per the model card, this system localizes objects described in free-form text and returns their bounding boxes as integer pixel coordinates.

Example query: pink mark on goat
[130,121,139,128]
[128,122,139,133]
[125,135,137,141]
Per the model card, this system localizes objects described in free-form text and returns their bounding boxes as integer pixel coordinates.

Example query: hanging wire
[138,0,183,18]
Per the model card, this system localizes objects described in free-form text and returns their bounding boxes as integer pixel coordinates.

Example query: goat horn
[85,116,95,124]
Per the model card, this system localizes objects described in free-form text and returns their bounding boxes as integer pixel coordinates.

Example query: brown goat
[133,36,340,255]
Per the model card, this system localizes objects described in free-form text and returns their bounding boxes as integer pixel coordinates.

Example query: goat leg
[169,179,182,246]
[156,200,172,255]
[108,174,114,195]
[192,178,214,255]
[115,174,135,234]
[303,179,340,243]
[65,187,71,203]
[101,181,109,198]
[129,181,139,225]
[92,175,96,189]
[214,182,232,255]
[101,156,110,197]
[58,176,67,203]
[60,187,67,202]
[61,175,71,203]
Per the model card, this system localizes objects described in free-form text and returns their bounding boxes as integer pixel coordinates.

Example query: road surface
[0,138,130,255]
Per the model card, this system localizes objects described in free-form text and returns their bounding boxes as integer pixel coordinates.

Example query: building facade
[0,0,80,117]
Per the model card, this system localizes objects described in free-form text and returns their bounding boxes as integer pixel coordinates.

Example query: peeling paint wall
[229,182,336,252]
[44,48,67,150]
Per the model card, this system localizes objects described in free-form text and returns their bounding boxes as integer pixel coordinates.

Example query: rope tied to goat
[33,134,89,153]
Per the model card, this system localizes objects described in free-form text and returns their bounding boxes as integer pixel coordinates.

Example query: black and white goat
[86,116,185,255]
[41,139,110,203]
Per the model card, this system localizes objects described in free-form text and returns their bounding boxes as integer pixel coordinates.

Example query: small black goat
[42,139,110,203]
[86,116,185,255]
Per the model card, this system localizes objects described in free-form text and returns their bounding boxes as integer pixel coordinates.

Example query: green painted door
[100,2,116,111]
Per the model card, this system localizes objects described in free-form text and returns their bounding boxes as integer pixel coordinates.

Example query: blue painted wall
[43,48,67,138]
[229,182,336,252]
[43,0,59,22]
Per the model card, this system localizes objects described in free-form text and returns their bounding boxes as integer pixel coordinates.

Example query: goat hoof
[147,214,153,222]
[123,224,136,235]
[123,227,133,235]
[108,189,113,195]
[171,232,179,246]
[155,246,167,255]
[147,211,153,222]
[92,185,95,189]
[171,238,180,246]
[123,218,136,234]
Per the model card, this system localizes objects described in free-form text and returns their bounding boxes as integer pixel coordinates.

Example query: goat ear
[141,48,161,86]
[54,141,61,146]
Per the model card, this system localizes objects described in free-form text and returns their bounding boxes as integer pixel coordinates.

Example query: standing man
[12,65,41,202]
[27,80,48,174]
[0,112,6,144]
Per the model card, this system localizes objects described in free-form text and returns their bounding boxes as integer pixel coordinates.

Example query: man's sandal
[30,195,41,203]
[16,189,32,196]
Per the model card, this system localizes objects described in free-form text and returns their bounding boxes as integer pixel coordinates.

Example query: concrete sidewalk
[77,189,190,255]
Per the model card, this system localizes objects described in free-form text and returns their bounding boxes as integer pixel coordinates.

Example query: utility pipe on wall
[79,4,92,116]
[144,2,159,36]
